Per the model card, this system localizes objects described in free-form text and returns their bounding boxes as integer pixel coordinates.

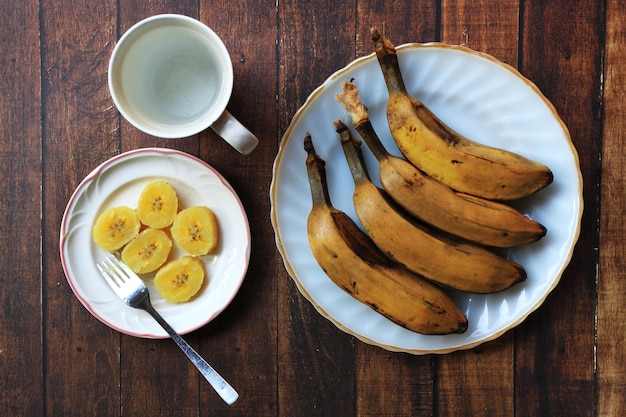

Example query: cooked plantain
[92,206,141,252]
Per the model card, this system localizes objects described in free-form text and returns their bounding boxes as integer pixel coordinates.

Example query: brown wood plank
[436,2,520,416]
[356,1,439,55]
[598,0,626,415]
[437,337,514,416]
[198,1,280,415]
[277,2,357,416]
[516,0,602,415]
[354,4,440,416]
[0,0,43,415]
[354,345,436,417]
[40,0,122,415]
[2,0,623,415]
[441,0,519,67]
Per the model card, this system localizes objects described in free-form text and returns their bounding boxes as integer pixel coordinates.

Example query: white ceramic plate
[61,148,251,338]
[270,43,583,354]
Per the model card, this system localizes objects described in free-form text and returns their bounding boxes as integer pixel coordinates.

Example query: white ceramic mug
[108,14,259,154]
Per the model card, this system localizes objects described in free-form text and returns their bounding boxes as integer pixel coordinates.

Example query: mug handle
[211,110,259,155]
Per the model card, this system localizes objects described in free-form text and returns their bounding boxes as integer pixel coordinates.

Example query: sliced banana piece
[136,180,179,229]
[92,206,141,252]
[121,228,173,274]
[171,206,219,256]
[154,256,205,302]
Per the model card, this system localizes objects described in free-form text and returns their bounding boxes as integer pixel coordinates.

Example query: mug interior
[109,15,234,138]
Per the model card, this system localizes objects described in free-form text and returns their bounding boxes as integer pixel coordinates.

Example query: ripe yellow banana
[335,81,546,247]
[371,27,553,201]
[335,121,526,294]
[304,133,467,335]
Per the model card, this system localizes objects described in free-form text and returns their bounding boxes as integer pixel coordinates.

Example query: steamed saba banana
[136,180,179,229]
[171,206,219,256]
[335,81,546,248]
[304,133,467,335]
[371,27,553,201]
[92,180,219,303]
[92,206,141,252]
[335,120,526,294]
[121,228,172,274]
[154,256,205,302]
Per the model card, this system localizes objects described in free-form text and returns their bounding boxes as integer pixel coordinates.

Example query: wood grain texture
[441,0,519,66]
[1,0,621,415]
[0,0,42,415]
[517,0,602,415]
[356,0,439,55]
[41,0,121,416]
[355,346,436,417]
[598,0,626,415]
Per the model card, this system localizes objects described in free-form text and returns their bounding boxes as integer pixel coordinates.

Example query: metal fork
[97,255,239,405]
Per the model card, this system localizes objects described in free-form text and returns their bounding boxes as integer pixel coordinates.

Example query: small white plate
[61,148,251,338]
[270,43,583,354]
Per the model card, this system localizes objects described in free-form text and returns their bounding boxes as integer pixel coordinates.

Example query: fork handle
[143,303,239,405]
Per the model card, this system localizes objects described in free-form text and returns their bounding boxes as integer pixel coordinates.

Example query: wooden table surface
[2,0,624,415]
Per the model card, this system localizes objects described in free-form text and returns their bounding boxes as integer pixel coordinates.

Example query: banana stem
[304,133,332,208]
[334,120,371,185]
[371,27,407,94]
[355,121,388,161]
[336,81,391,162]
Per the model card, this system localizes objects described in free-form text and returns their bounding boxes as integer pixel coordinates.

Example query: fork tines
[97,255,145,298]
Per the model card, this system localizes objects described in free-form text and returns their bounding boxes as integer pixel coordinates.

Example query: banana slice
[136,180,179,229]
[121,228,173,274]
[154,256,205,302]
[92,206,141,252]
[170,206,219,256]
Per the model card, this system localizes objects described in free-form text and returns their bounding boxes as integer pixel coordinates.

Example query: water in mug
[121,25,224,126]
